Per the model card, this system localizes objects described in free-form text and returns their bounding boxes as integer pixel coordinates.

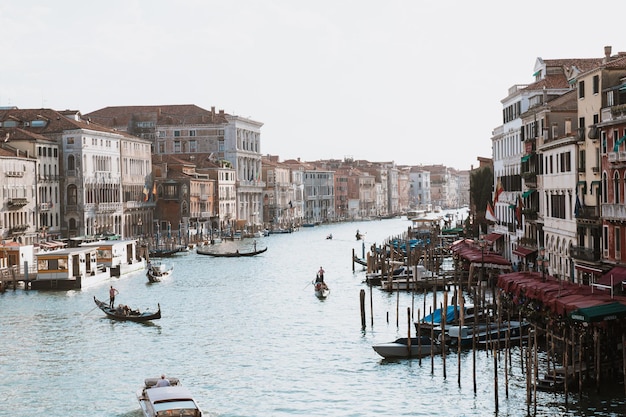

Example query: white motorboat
[137,377,202,417]
[372,336,444,359]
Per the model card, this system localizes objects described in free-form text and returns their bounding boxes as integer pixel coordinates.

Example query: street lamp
[538,247,549,282]
[479,238,486,282]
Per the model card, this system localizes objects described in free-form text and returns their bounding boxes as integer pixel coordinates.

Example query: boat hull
[93,296,161,322]
[373,337,443,359]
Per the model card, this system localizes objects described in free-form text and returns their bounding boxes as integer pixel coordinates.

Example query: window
[67,137,74,145]
[550,194,566,218]
[189,130,196,137]
[174,130,181,137]
[603,225,609,257]
[593,75,599,94]
[189,140,197,152]
[67,155,75,171]
[578,80,585,99]
[158,142,165,153]
[608,90,615,106]
[174,141,181,153]
[67,184,78,205]
[614,171,621,203]
[601,131,608,154]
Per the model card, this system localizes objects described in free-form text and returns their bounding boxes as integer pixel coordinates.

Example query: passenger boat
[93,296,161,322]
[314,281,330,299]
[137,376,202,417]
[372,336,443,359]
[196,246,267,257]
[447,320,529,348]
[146,262,173,283]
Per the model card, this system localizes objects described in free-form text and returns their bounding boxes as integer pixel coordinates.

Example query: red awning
[598,266,626,287]
[483,233,503,244]
[512,246,537,258]
[575,264,603,275]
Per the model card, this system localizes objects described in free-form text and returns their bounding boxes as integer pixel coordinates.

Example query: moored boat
[93,296,161,322]
[447,320,529,348]
[137,376,202,417]
[372,336,443,359]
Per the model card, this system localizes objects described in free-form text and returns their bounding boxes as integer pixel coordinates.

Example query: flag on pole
[486,201,498,222]
[574,194,582,217]
[516,194,524,227]
[493,179,504,204]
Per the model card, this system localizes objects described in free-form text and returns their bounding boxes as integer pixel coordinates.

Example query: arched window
[602,172,608,203]
[614,171,621,203]
[67,184,78,205]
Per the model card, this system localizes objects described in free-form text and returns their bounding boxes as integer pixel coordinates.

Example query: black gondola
[196,246,268,257]
[93,296,161,322]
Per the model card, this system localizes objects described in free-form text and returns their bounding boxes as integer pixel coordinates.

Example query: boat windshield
[154,400,200,416]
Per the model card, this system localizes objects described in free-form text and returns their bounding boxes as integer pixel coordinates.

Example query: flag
[152,181,157,202]
[486,201,498,222]
[516,194,524,227]
[574,194,582,217]
[493,179,503,204]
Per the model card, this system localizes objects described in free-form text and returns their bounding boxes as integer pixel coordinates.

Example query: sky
[1,0,625,171]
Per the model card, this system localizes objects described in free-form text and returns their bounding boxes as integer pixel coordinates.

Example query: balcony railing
[576,205,599,220]
[608,151,626,163]
[8,198,28,207]
[571,245,601,262]
[602,203,626,221]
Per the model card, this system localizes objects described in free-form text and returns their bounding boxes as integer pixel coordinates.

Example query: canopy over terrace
[497,271,626,318]
[451,238,512,283]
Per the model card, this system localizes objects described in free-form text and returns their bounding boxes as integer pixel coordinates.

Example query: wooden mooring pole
[359,289,366,330]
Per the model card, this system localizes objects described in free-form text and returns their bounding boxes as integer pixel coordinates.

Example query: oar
[303,281,313,290]
[82,304,100,316]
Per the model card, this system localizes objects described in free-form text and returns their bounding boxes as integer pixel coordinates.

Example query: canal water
[0,214,624,417]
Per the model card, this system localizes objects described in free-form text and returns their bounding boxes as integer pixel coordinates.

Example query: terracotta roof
[84,104,229,128]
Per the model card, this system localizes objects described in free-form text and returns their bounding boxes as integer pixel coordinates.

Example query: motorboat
[146,261,173,283]
[372,336,444,359]
[137,376,202,417]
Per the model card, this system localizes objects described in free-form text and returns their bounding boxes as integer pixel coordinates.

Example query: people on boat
[109,286,119,309]
[326,233,333,240]
[316,267,325,283]
[155,374,171,387]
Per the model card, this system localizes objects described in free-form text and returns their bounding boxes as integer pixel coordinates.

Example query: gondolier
[317,266,325,282]
[109,286,119,308]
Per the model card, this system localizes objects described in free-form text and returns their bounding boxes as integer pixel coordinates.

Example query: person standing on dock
[109,286,119,309]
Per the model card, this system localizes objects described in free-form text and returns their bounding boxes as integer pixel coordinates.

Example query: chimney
[604,45,612,63]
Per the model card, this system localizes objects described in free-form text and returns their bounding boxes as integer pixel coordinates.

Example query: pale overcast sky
[1,0,624,170]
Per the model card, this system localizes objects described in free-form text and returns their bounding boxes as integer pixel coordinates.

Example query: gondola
[93,296,161,322]
[196,246,268,257]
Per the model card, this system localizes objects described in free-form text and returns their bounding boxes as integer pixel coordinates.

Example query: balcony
[602,203,626,221]
[9,224,29,234]
[571,245,601,262]
[6,171,24,178]
[521,172,536,183]
[576,205,599,221]
[8,198,28,208]
[608,151,626,163]
[40,202,53,211]
[522,208,538,220]
[98,202,122,213]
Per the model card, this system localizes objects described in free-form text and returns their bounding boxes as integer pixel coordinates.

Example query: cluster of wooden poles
[356,233,626,414]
